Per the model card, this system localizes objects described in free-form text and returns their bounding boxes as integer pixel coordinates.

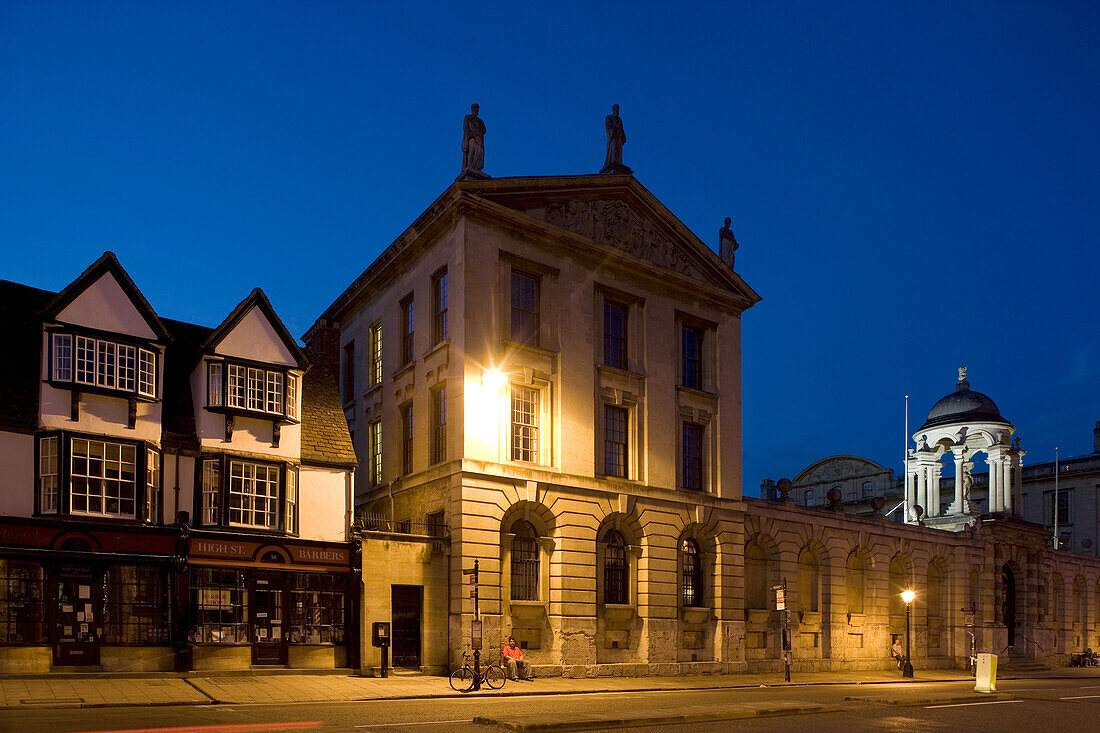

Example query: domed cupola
[919,368,1011,431]
[904,366,1024,527]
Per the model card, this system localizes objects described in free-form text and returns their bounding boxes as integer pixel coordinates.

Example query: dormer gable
[202,288,309,370]
[43,251,169,342]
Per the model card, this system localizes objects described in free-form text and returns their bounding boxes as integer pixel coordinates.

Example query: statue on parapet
[458,103,490,181]
[600,104,633,175]
[719,217,739,268]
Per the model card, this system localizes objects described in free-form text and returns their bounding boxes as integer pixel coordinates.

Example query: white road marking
[354,721,471,729]
[1060,695,1100,700]
[925,700,1024,708]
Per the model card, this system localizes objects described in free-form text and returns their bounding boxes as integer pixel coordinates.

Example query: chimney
[1094,420,1100,454]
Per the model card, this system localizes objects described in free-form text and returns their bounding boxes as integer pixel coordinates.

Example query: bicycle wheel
[449,667,474,692]
[483,664,506,689]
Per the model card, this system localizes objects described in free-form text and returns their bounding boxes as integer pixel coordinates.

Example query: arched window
[861,481,872,498]
[745,541,769,610]
[603,530,628,605]
[969,568,981,615]
[846,552,865,614]
[799,549,820,612]
[927,563,944,620]
[1074,578,1086,626]
[510,520,539,601]
[1094,581,1100,630]
[681,539,703,607]
[1052,575,1063,625]
[804,489,815,506]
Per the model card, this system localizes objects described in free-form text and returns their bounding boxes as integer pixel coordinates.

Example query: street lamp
[901,589,915,678]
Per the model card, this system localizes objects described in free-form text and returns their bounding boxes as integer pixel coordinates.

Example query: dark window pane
[682,326,702,390]
[603,530,628,604]
[603,301,626,369]
[511,272,539,345]
[682,422,704,491]
[510,520,539,601]
[681,539,703,607]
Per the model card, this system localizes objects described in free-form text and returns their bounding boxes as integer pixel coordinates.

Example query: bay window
[208,361,296,419]
[51,332,157,399]
[36,433,159,521]
[197,454,297,534]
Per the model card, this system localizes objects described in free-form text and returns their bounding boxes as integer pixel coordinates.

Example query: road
[4,677,1100,732]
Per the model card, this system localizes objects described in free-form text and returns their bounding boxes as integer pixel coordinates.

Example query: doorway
[1002,564,1016,648]
[53,567,103,666]
[391,585,422,669]
[251,573,287,665]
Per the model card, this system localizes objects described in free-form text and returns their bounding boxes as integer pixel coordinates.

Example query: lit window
[215,362,290,416]
[431,387,447,464]
[369,322,382,385]
[228,461,280,529]
[202,459,220,525]
[432,269,448,344]
[603,300,627,369]
[682,325,703,390]
[681,539,703,607]
[70,438,137,518]
[511,271,539,345]
[285,469,297,535]
[511,385,539,463]
[603,405,628,478]
[368,420,382,486]
[39,437,58,514]
[681,422,704,491]
[145,447,159,523]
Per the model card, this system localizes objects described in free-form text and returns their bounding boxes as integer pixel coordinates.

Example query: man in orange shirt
[502,636,532,681]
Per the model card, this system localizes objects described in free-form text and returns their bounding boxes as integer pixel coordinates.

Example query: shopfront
[0,518,179,674]
[187,532,358,670]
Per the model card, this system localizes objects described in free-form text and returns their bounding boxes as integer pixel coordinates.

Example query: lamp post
[901,589,915,678]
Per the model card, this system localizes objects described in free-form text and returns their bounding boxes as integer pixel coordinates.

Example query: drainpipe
[172,448,181,519]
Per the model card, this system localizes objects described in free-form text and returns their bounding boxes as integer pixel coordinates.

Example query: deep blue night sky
[3,2,1098,493]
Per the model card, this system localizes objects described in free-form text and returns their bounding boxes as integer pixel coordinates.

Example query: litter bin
[975,652,997,692]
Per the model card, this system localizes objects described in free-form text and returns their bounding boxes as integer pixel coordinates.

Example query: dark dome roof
[919,377,1010,431]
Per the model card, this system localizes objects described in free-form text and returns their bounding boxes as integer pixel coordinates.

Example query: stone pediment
[522,197,703,279]
[795,456,886,485]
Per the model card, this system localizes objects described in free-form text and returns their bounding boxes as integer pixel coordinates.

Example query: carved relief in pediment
[527,200,700,278]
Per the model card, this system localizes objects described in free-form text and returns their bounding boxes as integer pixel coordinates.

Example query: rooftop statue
[458,103,489,181]
[600,104,632,175]
[719,217,739,268]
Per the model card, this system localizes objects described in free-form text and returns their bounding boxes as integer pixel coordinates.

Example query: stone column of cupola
[930,463,942,517]
[1002,455,1013,515]
[915,466,927,521]
[951,447,967,515]
[987,448,1004,512]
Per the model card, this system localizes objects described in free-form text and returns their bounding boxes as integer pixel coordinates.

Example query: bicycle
[449,650,506,691]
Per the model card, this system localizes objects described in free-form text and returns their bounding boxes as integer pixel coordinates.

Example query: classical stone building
[320,160,1100,677]
[0,253,358,673]
[316,173,761,675]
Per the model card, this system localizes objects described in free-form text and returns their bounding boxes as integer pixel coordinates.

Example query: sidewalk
[2,667,1096,709]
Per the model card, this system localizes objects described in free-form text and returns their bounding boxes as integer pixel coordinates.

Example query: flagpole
[904,395,909,523]
[1053,446,1060,550]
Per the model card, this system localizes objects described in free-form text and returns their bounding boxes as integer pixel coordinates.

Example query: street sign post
[773,580,791,682]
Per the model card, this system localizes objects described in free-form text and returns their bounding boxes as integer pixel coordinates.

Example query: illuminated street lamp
[901,589,916,678]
